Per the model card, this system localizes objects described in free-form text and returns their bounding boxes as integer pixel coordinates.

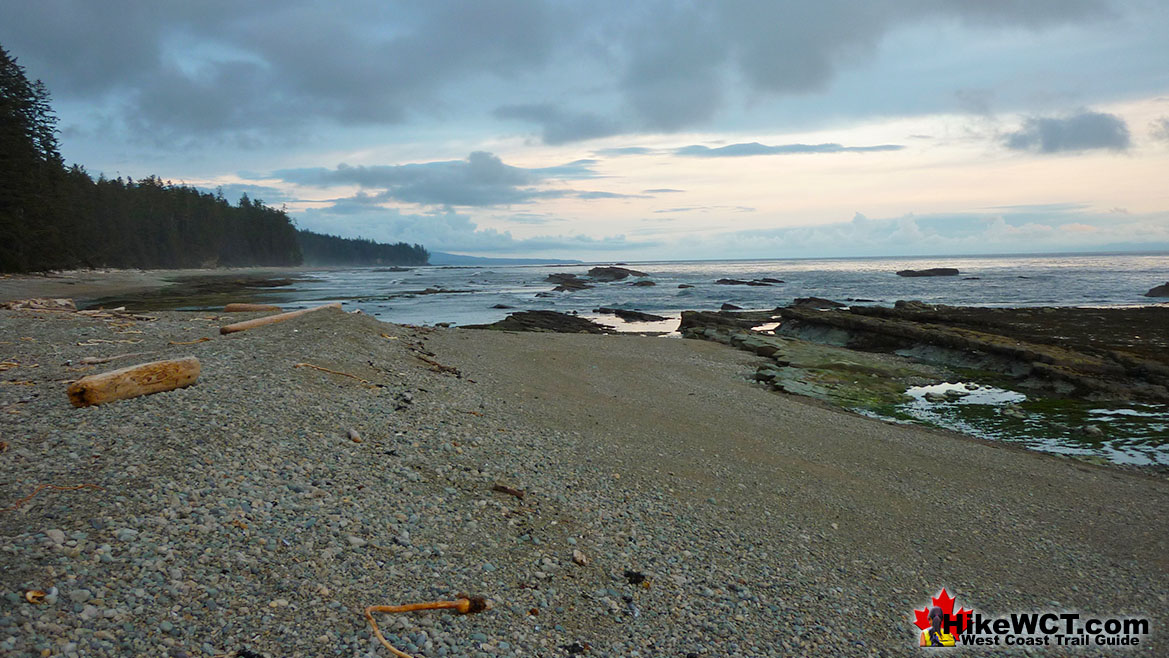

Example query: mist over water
[258,253,1169,327]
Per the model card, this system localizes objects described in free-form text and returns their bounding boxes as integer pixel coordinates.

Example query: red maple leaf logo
[913,588,971,635]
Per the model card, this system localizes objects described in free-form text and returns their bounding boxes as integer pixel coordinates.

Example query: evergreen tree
[1,42,427,273]
[0,44,64,271]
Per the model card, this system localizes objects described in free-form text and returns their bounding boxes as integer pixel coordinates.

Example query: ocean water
[257,252,1169,327]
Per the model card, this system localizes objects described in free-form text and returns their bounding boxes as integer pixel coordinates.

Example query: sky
[3,0,1169,260]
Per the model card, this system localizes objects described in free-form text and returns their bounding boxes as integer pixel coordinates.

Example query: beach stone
[45,529,65,544]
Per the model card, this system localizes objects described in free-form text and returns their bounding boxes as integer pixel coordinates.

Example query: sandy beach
[1,294,1166,656]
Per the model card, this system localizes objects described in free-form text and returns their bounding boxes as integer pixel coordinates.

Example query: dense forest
[0,44,427,273]
[298,230,428,266]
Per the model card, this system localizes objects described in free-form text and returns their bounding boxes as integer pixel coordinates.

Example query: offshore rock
[791,297,846,309]
[587,266,648,281]
[1144,282,1169,297]
[463,310,610,333]
[594,308,669,322]
[895,268,959,277]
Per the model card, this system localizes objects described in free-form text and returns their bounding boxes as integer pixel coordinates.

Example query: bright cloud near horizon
[4,0,1169,260]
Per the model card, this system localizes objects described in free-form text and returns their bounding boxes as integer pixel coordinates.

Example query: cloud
[573,191,647,200]
[274,152,606,207]
[643,188,685,194]
[494,104,623,145]
[652,205,754,214]
[296,205,655,254]
[1151,117,1169,142]
[675,142,904,157]
[0,0,1122,147]
[595,147,656,157]
[662,206,1169,259]
[1004,111,1131,152]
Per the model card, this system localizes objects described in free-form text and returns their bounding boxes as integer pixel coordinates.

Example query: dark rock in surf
[463,310,609,333]
[791,297,845,309]
[1144,282,1169,297]
[893,267,958,278]
[588,266,648,281]
[594,308,669,322]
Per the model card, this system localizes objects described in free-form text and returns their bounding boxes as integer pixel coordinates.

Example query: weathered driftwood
[223,303,283,313]
[219,303,341,334]
[67,357,201,407]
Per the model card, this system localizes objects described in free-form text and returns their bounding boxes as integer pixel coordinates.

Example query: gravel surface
[1,307,1166,657]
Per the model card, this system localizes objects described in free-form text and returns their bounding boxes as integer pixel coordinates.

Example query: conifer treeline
[0,44,428,273]
[297,230,428,266]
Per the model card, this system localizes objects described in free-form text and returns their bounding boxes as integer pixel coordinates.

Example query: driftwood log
[224,303,283,312]
[219,303,341,334]
[67,357,201,407]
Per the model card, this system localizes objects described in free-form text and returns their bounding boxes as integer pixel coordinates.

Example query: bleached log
[219,303,341,335]
[224,303,283,313]
[67,357,200,407]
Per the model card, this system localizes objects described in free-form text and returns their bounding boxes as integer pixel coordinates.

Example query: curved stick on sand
[219,303,341,334]
[364,596,491,658]
[66,357,200,407]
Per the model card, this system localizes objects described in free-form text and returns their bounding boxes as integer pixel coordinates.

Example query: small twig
[293,362,373,384]
[365,596,491,658]
[167,337,211,345]
[413,354,461,376]
[492,484,525,500]
[1,483,104,513]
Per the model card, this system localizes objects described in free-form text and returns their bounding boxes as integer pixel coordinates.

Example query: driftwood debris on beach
[219,302,341,334]
[66,357,201,407]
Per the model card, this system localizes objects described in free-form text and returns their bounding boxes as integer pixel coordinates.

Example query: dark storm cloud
[494,104,624,145]
[1004,111,1131,152]
[676,142,904,157]
[0,0,1120,147]
[1,0,563,142]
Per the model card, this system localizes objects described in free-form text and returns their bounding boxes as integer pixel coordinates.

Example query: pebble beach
[1,300,1167,657]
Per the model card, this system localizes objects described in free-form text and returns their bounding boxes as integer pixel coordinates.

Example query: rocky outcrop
[594,308,669,322]
[679,309,778,334]
[791,297,845,309]
[895,268,959,277]
[463,310,609,333]
[721,303,742,311]
[1144,282,1169,297]
[631,280,656,287]
[588,266,648,281]
[545,273,592,292]
[777,304,1169,402]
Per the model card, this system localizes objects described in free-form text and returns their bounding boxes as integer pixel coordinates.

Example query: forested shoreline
[0,44,427,273]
